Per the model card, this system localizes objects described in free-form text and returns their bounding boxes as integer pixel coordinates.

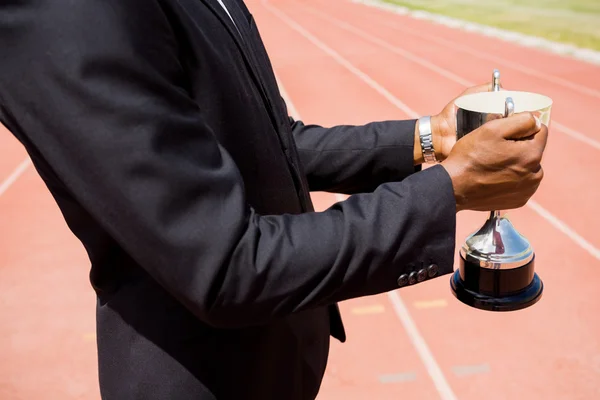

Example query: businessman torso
[93,1,342,398]
[6,0,339,398]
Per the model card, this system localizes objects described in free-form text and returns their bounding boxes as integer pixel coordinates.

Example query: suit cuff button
[397,274,409,287]
[417,269,427,282]
[408,271,418,285]
[427,263,439,278]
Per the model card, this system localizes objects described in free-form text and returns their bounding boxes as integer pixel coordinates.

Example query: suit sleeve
[0,1,457,329]
[287,106,421,194]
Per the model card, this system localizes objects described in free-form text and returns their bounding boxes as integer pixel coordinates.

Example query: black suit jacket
[0,0,457,398]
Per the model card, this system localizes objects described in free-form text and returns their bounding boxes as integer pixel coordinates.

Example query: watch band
[418,116,437,164]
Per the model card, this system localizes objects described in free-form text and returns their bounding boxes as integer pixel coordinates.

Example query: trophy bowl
[456,90,553,140]
[450,70,553,312]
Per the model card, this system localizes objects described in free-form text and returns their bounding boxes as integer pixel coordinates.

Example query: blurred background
[383,0,600,51]
[1,0,599,399]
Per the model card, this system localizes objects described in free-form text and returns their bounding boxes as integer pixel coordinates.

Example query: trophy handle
[504,97,514,117]
[492,69,501,92]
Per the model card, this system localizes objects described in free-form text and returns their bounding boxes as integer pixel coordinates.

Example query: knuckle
[536,167,545,182]
[518,145,542,171]
[531,175,543,191]
[514,159,531,176]
[527,170,541,185]
[509,195,529,209]
[527,176,542,195]
[526,153,542,171]
[517,198,528,208]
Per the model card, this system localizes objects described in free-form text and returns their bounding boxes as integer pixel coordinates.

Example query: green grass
[381,0,600,51]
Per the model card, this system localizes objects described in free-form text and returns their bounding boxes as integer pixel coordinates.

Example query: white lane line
[528,200,600,261]
[265,1,418,119]
[378,371,418,383]
[300,3,471,87]
[264,2,458,400]
[452,363,491,377]
[0,158,31,198]
[274,73,301,121]
[350,0,600,67]
[369,15,600,101]
[550,121,600,151]
[265,0,600,262]
[298,1,600,151]
[388,291,458,400]
[276,71,348,206]
[351,304,386,315]
[334,193,348,202]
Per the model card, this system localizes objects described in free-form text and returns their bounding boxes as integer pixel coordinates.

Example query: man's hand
[429,83,496,162]
[441,112,547,212]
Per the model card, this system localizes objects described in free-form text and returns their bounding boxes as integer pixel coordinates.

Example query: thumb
[487,112,541,140]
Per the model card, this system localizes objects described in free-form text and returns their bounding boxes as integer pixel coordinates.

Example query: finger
[459,82,507,96]
[487,112,540,140]
[535,166,544,184]
[526,166,544,198]
[460,83,493,96]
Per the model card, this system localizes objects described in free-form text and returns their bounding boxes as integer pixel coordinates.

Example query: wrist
[440,158,468,212]
[413,120,424,165]
[430,114,447,161]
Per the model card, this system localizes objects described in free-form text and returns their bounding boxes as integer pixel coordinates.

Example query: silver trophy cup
[450,70,553,311]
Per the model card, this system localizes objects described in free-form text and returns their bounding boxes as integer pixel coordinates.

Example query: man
[0,0,547,399]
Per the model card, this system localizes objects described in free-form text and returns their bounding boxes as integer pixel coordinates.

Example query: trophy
[450,69,553,311]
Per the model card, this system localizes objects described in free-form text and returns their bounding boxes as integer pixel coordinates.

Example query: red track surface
[2,0,600,398]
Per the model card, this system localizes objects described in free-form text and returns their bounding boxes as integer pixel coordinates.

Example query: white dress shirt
[216,0,237,27]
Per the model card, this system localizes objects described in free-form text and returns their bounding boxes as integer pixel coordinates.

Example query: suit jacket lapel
[198,0,281,133]
[198,0,305,208]
[200,0,245,45]
[223,0,294,149]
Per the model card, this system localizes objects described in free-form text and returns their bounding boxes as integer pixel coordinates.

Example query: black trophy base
[450,256,543,312]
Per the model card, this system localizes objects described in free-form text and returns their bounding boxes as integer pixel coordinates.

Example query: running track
[1,0,599,399]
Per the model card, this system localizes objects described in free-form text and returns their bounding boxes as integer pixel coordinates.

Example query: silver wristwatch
[418,116,437,164]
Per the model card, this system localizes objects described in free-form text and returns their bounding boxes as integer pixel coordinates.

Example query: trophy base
[450,256,543,312]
